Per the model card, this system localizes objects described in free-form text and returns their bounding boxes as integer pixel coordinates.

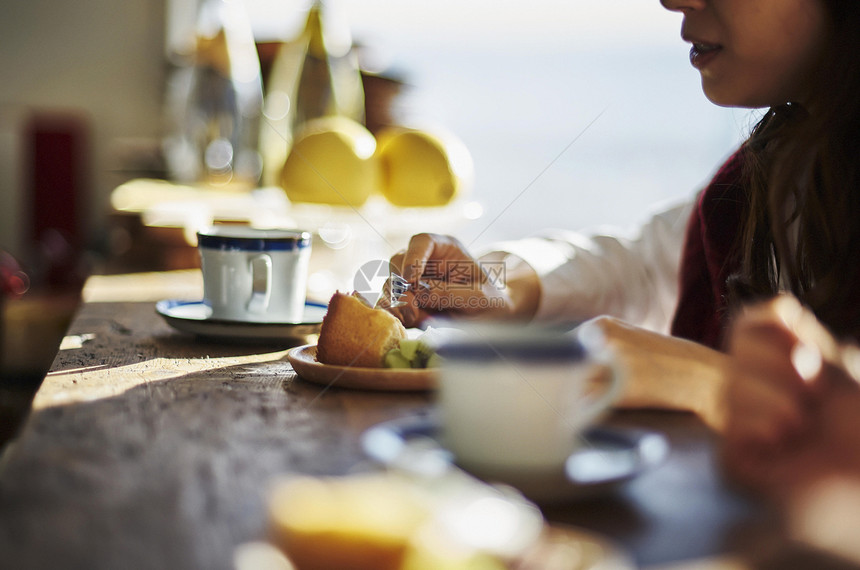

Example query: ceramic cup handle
[572,361,625,430]
[246,254,272,314]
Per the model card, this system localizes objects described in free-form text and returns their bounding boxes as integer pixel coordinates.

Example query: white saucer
[156,299,327,342]
[361,412,669,504]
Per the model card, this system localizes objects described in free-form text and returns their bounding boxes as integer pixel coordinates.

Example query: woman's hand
[388,233,539,328]
[576,315,730,430]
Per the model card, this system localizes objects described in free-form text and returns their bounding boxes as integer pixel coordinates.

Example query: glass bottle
[259,0,365,187]
[164,0,264,188]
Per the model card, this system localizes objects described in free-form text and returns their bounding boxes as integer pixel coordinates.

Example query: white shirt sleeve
[481,198,694,333]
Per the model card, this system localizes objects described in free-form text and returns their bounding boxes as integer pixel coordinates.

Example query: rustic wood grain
[0,272,787,569]
[0,299,429,570]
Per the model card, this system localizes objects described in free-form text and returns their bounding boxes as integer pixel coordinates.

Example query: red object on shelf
[24,112,90,290]
[26,113,89,249]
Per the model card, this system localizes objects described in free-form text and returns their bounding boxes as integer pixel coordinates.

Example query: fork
[375,273,411,309]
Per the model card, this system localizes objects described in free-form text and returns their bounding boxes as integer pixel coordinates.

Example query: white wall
[0,0,166,260]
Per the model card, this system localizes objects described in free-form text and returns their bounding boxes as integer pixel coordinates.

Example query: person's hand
[387,233,538,328]
[722,297,821,462]
[719,296,860,563]
[721,295,860,495]
[575,315,730,430]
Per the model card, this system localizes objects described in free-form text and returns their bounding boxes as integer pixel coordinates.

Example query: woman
[387,0,859,430]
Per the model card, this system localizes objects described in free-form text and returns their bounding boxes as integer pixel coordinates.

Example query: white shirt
[483,199,694,333]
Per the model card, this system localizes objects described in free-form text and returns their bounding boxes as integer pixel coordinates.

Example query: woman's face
[660,0,828,108]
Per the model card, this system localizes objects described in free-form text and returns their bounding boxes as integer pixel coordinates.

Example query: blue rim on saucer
[360,412,669,503]
[156,299,327,342]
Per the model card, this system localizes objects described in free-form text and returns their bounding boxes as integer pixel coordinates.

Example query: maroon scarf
[671,147,748,350]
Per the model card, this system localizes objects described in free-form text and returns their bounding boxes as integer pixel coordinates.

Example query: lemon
[375,127,473,207]
[280,116,377,206]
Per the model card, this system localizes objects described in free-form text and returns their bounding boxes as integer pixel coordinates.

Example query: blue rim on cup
[197,226,312,252]
[435,327,587,362]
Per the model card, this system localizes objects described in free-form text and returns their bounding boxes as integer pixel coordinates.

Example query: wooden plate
[287,345,437,391]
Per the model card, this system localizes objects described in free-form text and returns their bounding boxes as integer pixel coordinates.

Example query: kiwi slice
[383,348,412,369]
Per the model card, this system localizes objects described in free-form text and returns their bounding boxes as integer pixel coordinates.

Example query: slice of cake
[316,291,407,368]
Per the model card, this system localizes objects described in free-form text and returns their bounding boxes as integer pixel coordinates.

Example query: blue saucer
[361,412,669,503]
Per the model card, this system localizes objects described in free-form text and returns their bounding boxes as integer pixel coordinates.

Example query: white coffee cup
[197,226,312,323]
[435,324,624,474]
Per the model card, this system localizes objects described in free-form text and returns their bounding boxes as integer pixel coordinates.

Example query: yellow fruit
[375,127,473,207]
[268,474,431,570]
[280,116,377,206]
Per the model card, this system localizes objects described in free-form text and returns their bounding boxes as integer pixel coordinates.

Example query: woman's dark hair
[731,0,860,340]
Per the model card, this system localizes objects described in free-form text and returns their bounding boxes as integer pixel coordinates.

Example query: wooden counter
[0,272,792,569]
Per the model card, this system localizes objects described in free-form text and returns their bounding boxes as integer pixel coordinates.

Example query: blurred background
[1,0,754,261]
[0,0,753,438]
[196,0,753,245]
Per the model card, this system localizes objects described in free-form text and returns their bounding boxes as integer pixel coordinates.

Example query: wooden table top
[0,272,786,570]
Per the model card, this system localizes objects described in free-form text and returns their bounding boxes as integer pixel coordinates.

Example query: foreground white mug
[197,226,312,323]
[436,324,624,473]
